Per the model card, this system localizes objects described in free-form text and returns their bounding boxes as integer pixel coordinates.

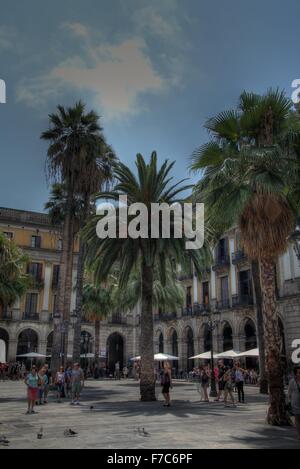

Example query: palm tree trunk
[72,194,90,363]
[140,261,156,401]
[72,240,85,363]
[259,257,290,425]
[62,212,74,367]
[251,260,268,394]
[51,195,73,376]
[95,320,100,367]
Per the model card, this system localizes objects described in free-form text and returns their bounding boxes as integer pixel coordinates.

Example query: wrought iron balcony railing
[212,254,230,271]
[22,312,39,321]
[231,250,247,265]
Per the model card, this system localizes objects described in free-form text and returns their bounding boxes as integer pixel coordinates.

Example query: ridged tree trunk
[140,261,156,401]
[72,240,85,363]
[251,260,268,394]
[259,257,290,425]
[51,194,73,376]
[72,195,90,363]
[62,213,74,367]
[94,320,100,367]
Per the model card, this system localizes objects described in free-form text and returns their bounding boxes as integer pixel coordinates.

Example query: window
[239,270,252,303]
[220,276,229,304]
[218,238,227,259]
[27,263,43,283]
[52,265,60,289]
[3,231,13,240]
[52,295,57,314]
[31,235,41,248]
[186,286,192,307]
[202,281,209,305]
[25,293,38,315]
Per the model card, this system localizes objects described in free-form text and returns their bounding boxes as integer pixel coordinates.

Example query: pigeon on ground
[0,435,10,446]
[37,427,43,439]
[89,405,94,410]
[142,428,150,437]
[64,428,78,437]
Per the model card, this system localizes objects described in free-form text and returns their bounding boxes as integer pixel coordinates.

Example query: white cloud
[62,22,90,38]
[16,32,168,120]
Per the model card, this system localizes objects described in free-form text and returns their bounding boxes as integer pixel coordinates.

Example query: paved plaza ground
[0,379,299,449]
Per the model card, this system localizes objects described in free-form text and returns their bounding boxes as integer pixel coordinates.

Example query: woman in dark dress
[161,362,172,407]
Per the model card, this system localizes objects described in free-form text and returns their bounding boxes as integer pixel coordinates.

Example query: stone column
[8,339,18,362]
[178,339,186,372]
[229,238,237,299]
[41,262,52,321]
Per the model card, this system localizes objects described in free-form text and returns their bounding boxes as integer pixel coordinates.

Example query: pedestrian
[195,367,202,398]
[223,369,236,407]
[234,362,246,403]
[55,366,65,403]
[288,366,300,440]
[70,363,84,405]
[114,361,120,379]
[123,365,129,379]
[201,367,210,402]
[25,365,40,414]
[43,363,51,404]
[37,367,48,405]
[161,361,172,407]
[64,365,72,398]
[215,364,226,402]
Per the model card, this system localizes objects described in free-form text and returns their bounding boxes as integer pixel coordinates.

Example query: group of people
[24,362,84,414]
[0,361,26,380]
[191,362,246,406]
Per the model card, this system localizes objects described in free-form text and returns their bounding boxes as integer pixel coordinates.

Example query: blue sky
[0,0,299,211]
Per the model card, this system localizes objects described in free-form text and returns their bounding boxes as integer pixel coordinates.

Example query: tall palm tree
[41,102,109,373]
[0,233,30,310]
[83,152,210,401]
[191,89,300,398]
[194,143,297,425]
[82,282,112,367]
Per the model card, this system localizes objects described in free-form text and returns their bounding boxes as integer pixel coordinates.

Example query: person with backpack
[234,362,246,403]
[161,361,172,407]
[288,366,300,440]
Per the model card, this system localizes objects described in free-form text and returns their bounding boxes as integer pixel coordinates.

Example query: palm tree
[82,282,113,367]
[41,102,109,373]
[0,233,30,311]
[193,143,297,424]
[191,89,300,399]
[83,152,210,401]
[112,260,185,313]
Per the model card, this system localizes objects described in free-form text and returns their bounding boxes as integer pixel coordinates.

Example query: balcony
[232,294,254,307]
[154,311,177,322]
[22,312,39,321]
[177,273,193,281]
[232,250,247,265]
[216,299,231,310]
[193,302,211,315]
[212,255,230,271]
[108,314,127,325]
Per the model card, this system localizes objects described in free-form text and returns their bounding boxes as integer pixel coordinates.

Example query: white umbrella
[130,355,141,361]
[154,353,179,361]
[215,350,240,359]
[130,353,179,361]
[236,348,259,357]
[17,352,47,358]
[189,351,216,359]
[80,353,95,358]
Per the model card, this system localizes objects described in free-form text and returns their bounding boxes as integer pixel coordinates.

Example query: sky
[0,0,300,212]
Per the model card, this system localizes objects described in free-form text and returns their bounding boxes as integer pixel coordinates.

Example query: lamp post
[207,310,221,397]
[81,331,92,375]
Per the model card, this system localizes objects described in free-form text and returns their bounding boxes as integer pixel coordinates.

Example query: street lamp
[81,331,92,374]
[207,310,221,397]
